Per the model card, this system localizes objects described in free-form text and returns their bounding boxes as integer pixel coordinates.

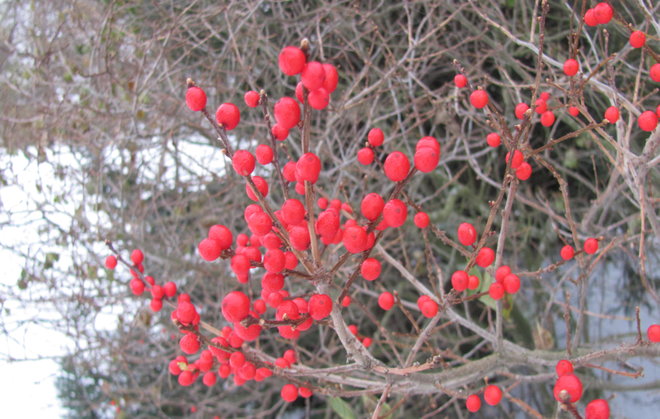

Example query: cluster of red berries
[465,384,503,413]
[347,324,373,348]
[552,360,611,419]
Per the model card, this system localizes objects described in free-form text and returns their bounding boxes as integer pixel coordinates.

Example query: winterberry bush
[3,0,659,418]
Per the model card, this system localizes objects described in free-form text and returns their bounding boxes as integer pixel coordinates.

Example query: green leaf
[329,397,357,419]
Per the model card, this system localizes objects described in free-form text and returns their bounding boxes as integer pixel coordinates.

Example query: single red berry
[255,144,274,165]
[222,291,250,323]
[418,298,438,318]
[341,295,352,307]
[515,102,529,119]
[150,298,163,312]
[539,91,551,101]
[584,8,598,27]
[638,110,658,132]
[556,360,574,377]
[534,98,548,114]
[130,249,144,265]
[414,212,430,228]
[368,128,384,147]
[647,324,660,342]
[105,255,117,269]
[301,61,326,91]
[198,238,222,261]
[604,106,619,123]
[180,332,200,355]
[516,161,532,181]
[289,225,311,251]
[246,176,269,201]
[569,106,580,117]
[495,265,511,283]
[651,63,660,82]
[130,278,144,296]
[232,149,256,176]
[281,383,298,402]
[163,281,177,298]
[378,292,394,310]
[540,110,555,127]
[272,123,289,141]
[506,149,524,169]
[416,136,440,153]
[502,273,521,294]
[629,30,646,48]
[244,90,260,107]
[281,198,305,225]
[414,146,440,172]
[483,385,502,406]
[343,225,367,253]
[476,247,495,268]
[322,63,339,93]
[361,258,381,281]
[308,87,330,110]
[264,249,286,273]
[383,199,407,228]
[467,275,480,290]
[457,222,477,246]
[553,373,583,403]
[384,151,410,182]
[563,59,579,76]
[151,285,165,300]
[357,147,375,165]
[486,132,501,147]
[451,270,469,292]
[278,46,306,76]
[585,399,610,419]
[594,2,613,25]
[177,301,196,324]
[466,394,481,412]
[274,97,301,130]
[203,371,217,386]
[309,293,333,320]
[583,238,599,254]
[361,193,385,221]
[489,282,505,300]
[470,89,489,109]
[454,74,468,88]
[185,86,207,111]
[178,370,194,386]
[296,152,321,183]
[560,245,575,261]
[215,103,240,130]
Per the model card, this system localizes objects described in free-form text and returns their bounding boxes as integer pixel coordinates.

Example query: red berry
[506,149,524,169]
[556,360,574,377]
[361,193,384,221]
[470,89,489,109]
[105,255,117,269]
[289,225,310,251]
[416,136,440,153]
[383,199,407,228]
[585,399,610,419]
[414,146,440,172]
[486,132,501,147]
[180,332,200,355]
[560,245,575,261]
[418,298,438,318]
[203,371,217,386]
[309,293,333,320]
[451,270,469,292]
[232,150,256,176]
[301,61,326,91]
[322,63,339,93]
[274,97,301,130]
[368,128,385,147]
[629,30,646,48]
[222,291,250,323]
[638,110,658,132]
[454,74,468,88]
[483,385,502,406]
[647,324,660,342]
[594,2,613,25]
[163,281,177,298]
[466,394,481,412]
[244,90,260,107]
[553,373,583,403]
[584,8,598,27]
[361,258,381,281]
[264,249,285,273]
[246,176,269,201]
[651,63,660,82]
[357,147,375,165]
[296,152,321,183]
[540,92,551,101]
[540,110,555,127]
[502,273,520,294]
[534,98,548,114]
[457,222,477,246]
[343,225,367,253]
[278,46,306,76]
[604,106,619,123]
[516,161,532,181]
[489,282,505,300]
[563,59,579,76]
[255,144,274,165]
[150,298,162,312]
[569,106,580,117]
[308,87,330,110]
[467,275,480,290]
[414,211,430,228]
[130,249,144,265]
[362,337,373,347]
[378,292,394,310]
[177,301,196,324]
[272,123,289,141]
[341,295,352,307]
[178,370,194,386]
[281,198,305,225]
[151,285,164,300]
[384,151,410,182]
[130,278,144,296]
[476,247,495,267]
[583,238,599,255]
[198,238,222,261]
[281,384,298,402]
[299,387,313,398]
[215,103,240,130]
[515,102,529,119]
[185,86,207,111]
[495,265,511,283]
